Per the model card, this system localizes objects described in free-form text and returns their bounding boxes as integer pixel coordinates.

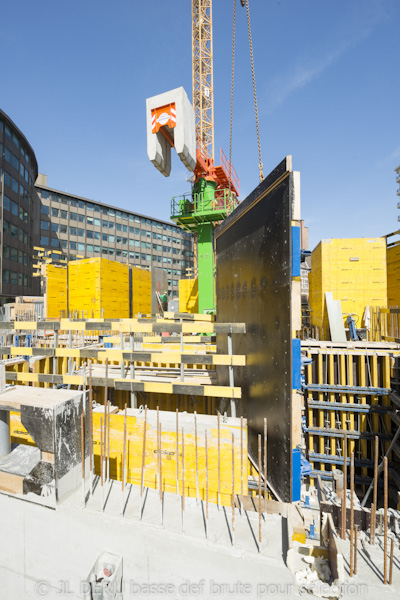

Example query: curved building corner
[0,109,38,302]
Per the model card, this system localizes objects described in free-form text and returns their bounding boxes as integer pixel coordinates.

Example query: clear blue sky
[1,0,399,250]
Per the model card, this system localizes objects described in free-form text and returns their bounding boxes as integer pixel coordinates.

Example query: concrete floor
[337,532,400,600]
[0,479,299,600]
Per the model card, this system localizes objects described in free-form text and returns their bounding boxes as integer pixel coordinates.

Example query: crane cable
[243,0,264,182]
[228,0,236,197]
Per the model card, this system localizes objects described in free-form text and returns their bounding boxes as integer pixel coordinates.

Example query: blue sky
[1,0,399,250]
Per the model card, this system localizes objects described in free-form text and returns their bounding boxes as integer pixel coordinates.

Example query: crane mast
[192,0,214,161]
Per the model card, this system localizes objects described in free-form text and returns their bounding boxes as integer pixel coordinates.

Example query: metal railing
[171,188,239,220]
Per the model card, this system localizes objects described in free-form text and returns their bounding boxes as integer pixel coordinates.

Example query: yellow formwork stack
[179,278,199,313]
[45,264,68,318]
[387,242,400,306]
[309,238,387,339]
[68,258,130,318]
[131,266,151,315]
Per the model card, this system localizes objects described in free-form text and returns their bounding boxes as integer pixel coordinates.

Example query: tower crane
[147,0,261,314]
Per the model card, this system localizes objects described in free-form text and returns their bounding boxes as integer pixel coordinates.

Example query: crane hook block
[146,86,196,177]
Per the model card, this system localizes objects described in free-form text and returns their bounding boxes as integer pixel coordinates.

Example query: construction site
[0,1,399,599]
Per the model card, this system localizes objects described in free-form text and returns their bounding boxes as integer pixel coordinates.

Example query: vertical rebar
[264,417,267,512]
[389,537,394,585]
[81,412,85,506]
[205,429,209,521]
[354,526,358,576]
[88,360,93,492]
[231,431,235,545]
[194,411,199,503]
[372,435,379,544]
[176,409,179,494]
[217,411,221,507]
[182,426,185,533]
[121,403,127,515]
[240,416,244,497]
[341,433,348,539]
[384,456,388,584]
[140,407,147,513]
[258,434,262,545]
[157,406,160,494]
[350,452,355,577]
[100,417,104,511]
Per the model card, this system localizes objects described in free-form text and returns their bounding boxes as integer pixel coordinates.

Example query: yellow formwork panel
[387,243,400,306]
[68,258,130,318]
[91,411,247,506]
[131,266,151,316]
[45,264,68,318]
[9,409,248,506]
[10,411,35,445]
[179,278,199,313]
[309,238,387,339]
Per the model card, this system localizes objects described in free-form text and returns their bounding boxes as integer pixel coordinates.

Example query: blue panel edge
[292,448,301,502]
[292,338,301,390]
[291,225,301,277]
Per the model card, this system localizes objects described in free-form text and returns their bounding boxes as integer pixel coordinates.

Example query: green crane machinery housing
[171,177,238,314]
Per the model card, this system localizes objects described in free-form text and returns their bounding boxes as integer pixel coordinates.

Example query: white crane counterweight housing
[146,87,196,177]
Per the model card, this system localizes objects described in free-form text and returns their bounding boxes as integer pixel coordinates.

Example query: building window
[41,220,50,230]
[10,271,18,285]
[78,243,85,251]
[40,235,49,245]
[2,270,10,284]
[41,190,50,199]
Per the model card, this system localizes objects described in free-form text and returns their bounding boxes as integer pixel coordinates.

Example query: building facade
[0,108,194,301]
[396,165,400,220]
[33,175,195,298]
[0,110,38,300]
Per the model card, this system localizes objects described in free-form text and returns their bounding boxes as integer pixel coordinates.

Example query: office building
[33,176,194,298]
[0,108,194,301]
[0,110,38,300]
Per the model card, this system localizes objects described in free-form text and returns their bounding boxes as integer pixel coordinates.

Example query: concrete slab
[0,481,299,600]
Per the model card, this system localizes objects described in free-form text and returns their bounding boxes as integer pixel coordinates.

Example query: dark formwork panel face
[216,158,293,502]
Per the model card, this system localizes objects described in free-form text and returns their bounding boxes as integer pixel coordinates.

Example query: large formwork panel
[216,157,293,502]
